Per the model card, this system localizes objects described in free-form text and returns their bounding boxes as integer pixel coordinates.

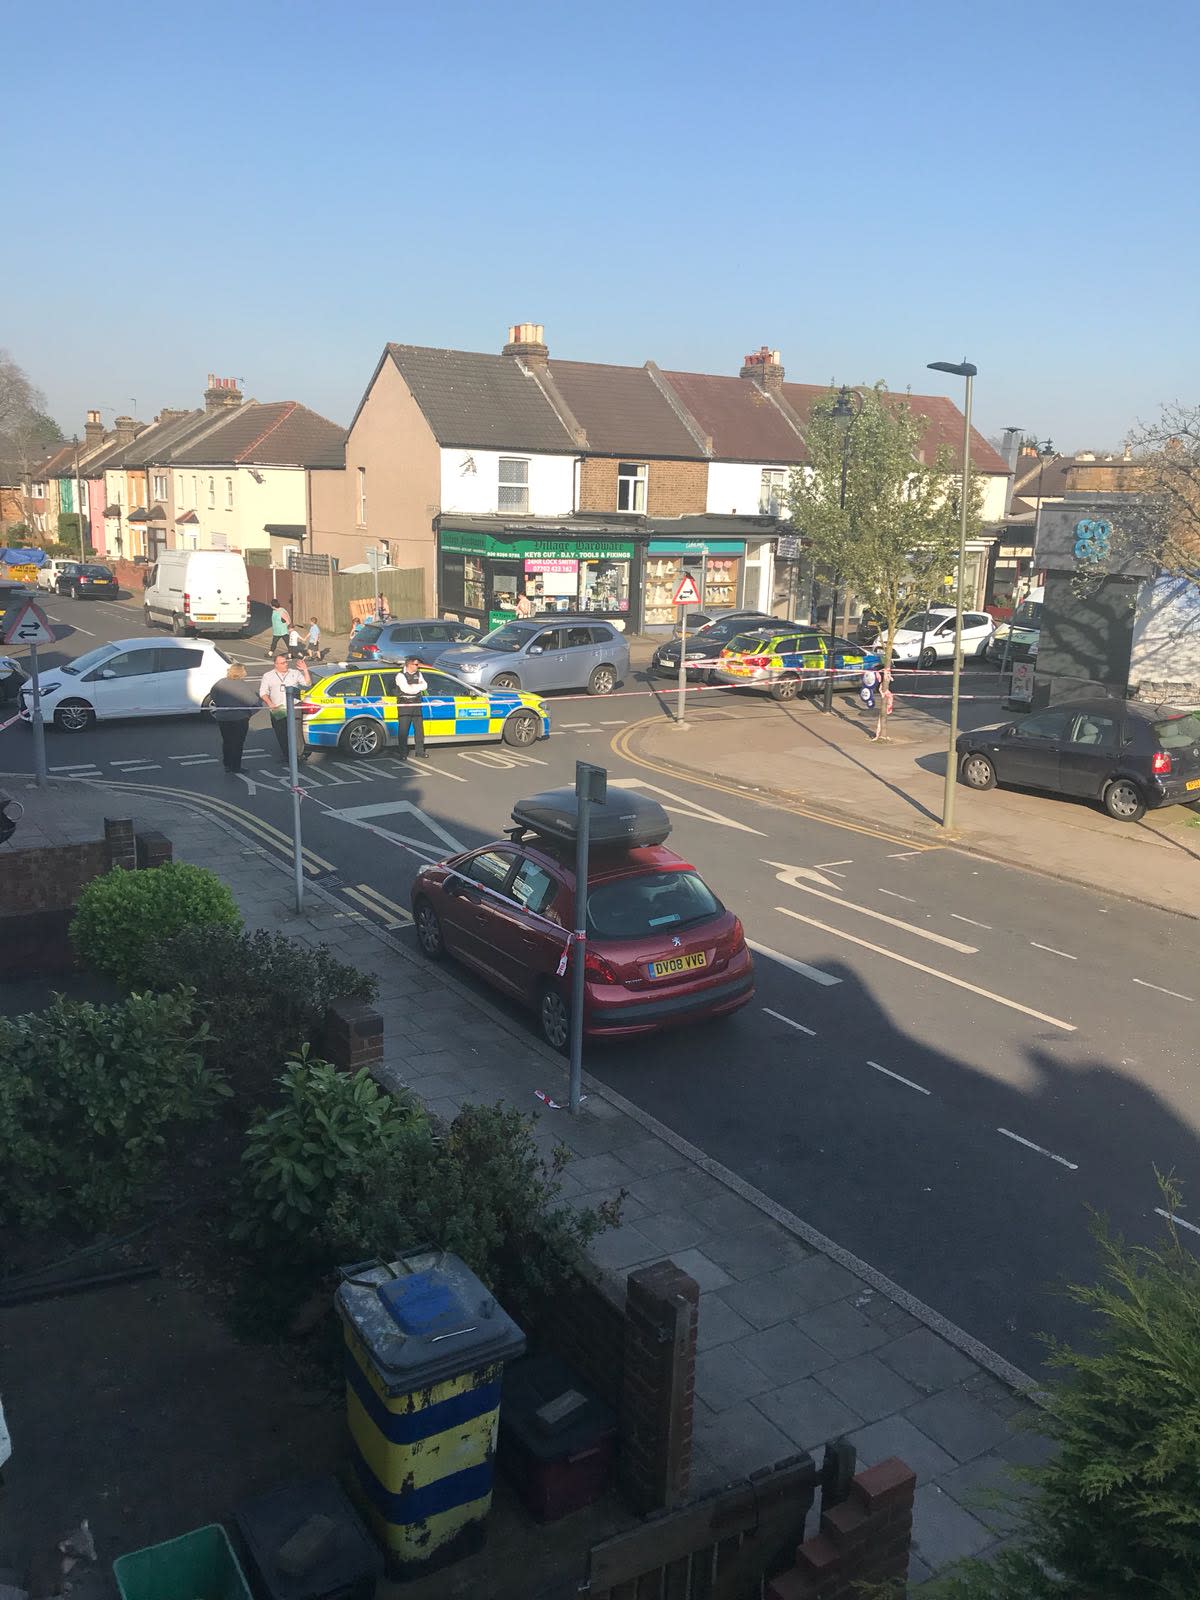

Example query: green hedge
[0,990,226,1229]
[71,863,242,987]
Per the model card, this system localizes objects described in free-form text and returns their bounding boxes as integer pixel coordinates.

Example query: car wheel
[54,699,94,733]
[492,672,521,691]
[770,675,800,702]
[413,897,444,959]
[170,614,185,636]
[341,718,383,758]
[918,647,937,669]
[201,694,216,719]
[539,983,570,1054]
[960,752,996,791]
[72,587,83,602]
[1103,778,1145,822]
[587,664,617,696]
[503,709,540,746]
[143,604,154,628]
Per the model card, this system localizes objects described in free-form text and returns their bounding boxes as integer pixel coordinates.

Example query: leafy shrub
[139,925,377,1094]
[926,1187,1200,1600]
[71,863,241,987]
[232,1049,418,1252]
[0,989,225,1229]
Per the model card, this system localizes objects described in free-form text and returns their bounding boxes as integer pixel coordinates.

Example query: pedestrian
[268,598,290,656]
[259,650,311,763]
[305,615,326,662]
[515,590,532,619]
[209,661,258,774]
[393,654,428,761]
[286,620,305,660]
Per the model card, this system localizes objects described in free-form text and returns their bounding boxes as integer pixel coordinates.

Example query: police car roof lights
[508,786,671,849]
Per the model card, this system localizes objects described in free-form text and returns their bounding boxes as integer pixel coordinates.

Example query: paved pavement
[630,687,1200,919]
[8,780,1053,1587]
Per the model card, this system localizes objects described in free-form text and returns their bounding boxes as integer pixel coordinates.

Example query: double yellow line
[610,717,933,851]
[83,777,335,876]
[344,881,413,927]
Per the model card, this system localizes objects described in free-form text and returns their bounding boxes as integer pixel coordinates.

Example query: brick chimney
[113,415,138,447]
[84,409,104,450]
[503,322,549,369]
[156,408,192,424]
[740,346,784,391]
[204,374,244,414]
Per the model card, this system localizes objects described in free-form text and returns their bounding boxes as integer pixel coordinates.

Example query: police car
[714,628,880,701]
[299,666,550,757]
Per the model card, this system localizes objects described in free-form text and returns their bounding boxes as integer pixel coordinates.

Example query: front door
[993,707,1075,790]
[444,847,521,988]
[1058,708,1122,797]
[522,627,567,691]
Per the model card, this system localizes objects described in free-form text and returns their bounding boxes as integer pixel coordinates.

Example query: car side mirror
[100,669,117,680]
[1001,724,1015,736]
[527,645,544,656]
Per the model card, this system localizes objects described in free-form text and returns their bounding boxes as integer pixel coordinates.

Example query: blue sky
[7,0,1194,452]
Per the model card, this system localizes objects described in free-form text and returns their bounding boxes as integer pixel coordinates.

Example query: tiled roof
[387,345,575,453]
[101,410,207,471]
[176,510,199,524]
[660,370,805,463]
[35,443,80,478]
[545,360,706,458]
[169,402,346,468]
[781,384,1012,476]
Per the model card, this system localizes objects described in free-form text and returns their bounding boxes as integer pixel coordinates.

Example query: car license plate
[647,952,707,978]
[1187,778,1200,791]
[195,613,215,620]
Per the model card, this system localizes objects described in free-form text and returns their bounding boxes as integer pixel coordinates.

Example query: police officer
[394,655,428,761]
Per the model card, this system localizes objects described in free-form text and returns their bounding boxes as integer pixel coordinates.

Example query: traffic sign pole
[28,642,47,788]
[675,605,688,727]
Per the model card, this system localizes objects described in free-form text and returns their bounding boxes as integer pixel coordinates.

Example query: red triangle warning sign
[672,573,702,606]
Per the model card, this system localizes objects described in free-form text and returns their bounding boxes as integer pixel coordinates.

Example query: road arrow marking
[763,860,844,892]
[765,861,977,953]
[609,777,765,835]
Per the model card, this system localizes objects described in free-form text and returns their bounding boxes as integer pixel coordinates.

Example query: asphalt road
[5,594,1198,1376]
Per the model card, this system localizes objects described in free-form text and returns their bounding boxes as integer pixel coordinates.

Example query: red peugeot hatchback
[410,788,754,1050]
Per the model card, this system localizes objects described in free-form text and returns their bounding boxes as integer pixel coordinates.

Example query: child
[305,616,326,662]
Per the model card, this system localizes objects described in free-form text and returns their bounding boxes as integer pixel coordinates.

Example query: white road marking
[328,798,465,856]
[44,615,94,635]
[242,749,271,761]
[1155,1208,1200,1237]
[1133,978,1195,1003]
[234,773,258,795]
[113,762,159,771]
[561,722,597,730]
[997,1128,1078,1170]
[331,759,379,779]
[888,850,924,859]
[762,1007,816,1036]
[1030,941,1077,960]
[599,719,625,725]
[176,755,218,765]
[815,860,854,868]
[772,882,977,954]
[746,938,841,987]
[868,1060,930,1095]
[773,909,1077,1031]
[950,913,992,930]
[613,777,765,835]
[111,757,154,767]
[878,887,917,903]
[50,762,101,772]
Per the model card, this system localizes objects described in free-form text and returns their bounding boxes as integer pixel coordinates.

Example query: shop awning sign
[672,573,703,606]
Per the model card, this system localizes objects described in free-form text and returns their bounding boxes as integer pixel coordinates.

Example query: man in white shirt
[259,651,311,762]
[394,655,428,760]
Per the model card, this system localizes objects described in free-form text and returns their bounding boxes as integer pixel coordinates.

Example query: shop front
[439,527,635,631]
[642,536,777,630]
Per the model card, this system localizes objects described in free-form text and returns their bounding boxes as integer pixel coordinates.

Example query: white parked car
[888,607,994,667]
[37,558,78,591]
[20,637,232,733]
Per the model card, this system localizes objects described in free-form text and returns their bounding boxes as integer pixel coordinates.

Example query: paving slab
[911,1483,995,1569]
[695,1293,755,1353]
[906,1389,1015,1463]
[737,1320,837,1383]
[766,1377,864,1451]
[848,1415,958,1484]
[703,1225,812,1280]
[693,1399,797,1480]
[796,1297,892,1358]
[938,1451,1030,1535]
[667,1247,732,1293]
[819,1352,922,1421]
[879,1326,980,1392]
[694,1345,774,1413]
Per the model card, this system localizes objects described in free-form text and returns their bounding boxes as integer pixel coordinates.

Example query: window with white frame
[498,457,529,513]
[31,480,48,499]
[192,475,198,507]
[357,466,367,526]
[759,468,788,515]
[207,476,215,509]
[152,472,167,501]
[225,476,233,510]
[617,462,647,513]
[178,475,186,506]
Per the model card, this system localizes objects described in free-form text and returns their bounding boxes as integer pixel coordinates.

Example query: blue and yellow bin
[335,1251,525,1578]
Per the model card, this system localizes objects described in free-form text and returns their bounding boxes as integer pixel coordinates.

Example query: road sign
[672,572,702,606]
[3,599,53,646]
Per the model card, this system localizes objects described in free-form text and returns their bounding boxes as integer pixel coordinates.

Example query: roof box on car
[510,787,671,849]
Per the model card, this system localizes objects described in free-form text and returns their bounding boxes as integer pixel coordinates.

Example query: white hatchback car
[37,558,77,591]
[889,607,994,667]
[20,637,232,732]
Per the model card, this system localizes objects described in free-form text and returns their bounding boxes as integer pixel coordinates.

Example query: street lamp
[927,359,977,830]
[822,385,865,714]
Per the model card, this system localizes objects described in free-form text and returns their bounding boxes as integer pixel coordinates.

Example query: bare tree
[0,350,63,539]
[1126,403,1200,583]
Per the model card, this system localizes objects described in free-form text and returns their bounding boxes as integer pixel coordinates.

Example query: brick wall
[577,457,708,516]
[537,1259,699,1513]
[319,998,384,1074]
[767,1458,916,1600]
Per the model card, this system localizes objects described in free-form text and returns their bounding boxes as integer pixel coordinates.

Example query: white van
[143,550,250,636]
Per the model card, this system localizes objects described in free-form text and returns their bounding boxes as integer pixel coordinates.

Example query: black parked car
[651,611,786,681]
[956,698,1200,822]
[348,617,482,664]
[56,562,118,600]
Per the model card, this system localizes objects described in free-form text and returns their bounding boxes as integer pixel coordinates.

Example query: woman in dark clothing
[210,661,258,773]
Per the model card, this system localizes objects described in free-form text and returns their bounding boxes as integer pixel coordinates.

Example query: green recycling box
[336,1251,525,1577]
